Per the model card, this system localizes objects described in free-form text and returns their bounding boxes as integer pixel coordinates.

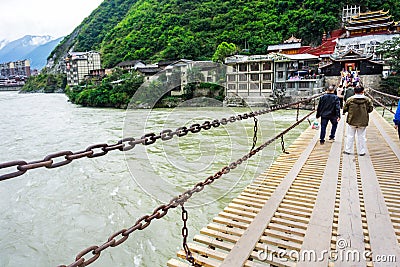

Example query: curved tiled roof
[352,10,389,19]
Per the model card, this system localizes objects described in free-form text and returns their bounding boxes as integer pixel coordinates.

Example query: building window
[278,63,284,68]
[239,84,247,90]
[250,74,259,81]
[239,74,247,81]
[287,83,295,88]
[262,83,271,90]
[239,64,247,72]
[227,66,237,73]
[250,63,259,71]
[228,75,236,82]
[228,84,236,90]
[250,83,259,90]
[276,83,285,89]
[299,82,308,88]
[262,73,271,81]
[278,72,284,79]
[262,62,271,70]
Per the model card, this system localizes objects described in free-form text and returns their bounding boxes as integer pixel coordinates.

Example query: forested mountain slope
[48,0,400,69]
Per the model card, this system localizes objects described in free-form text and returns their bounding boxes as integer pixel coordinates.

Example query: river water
[0,92,311,267]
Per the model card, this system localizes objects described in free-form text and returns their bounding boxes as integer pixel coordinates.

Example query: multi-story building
[272,53,323,98]
[65,51,101,86]
[225,53,323,105]
[225,54,274,105]
[164,59,218,96]
[0,60,31,78]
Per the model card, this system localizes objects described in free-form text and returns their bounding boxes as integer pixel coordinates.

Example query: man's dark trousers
[320,117,338,142]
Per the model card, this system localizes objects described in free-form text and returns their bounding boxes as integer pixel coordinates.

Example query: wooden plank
[194,234,233,251]
[213,216,249,230]
[220,128,319,267]
[177,250,221,267]
[297,118,344,267]
[333,122,367,266]
[357,134,400,262]
[187,242,227,261]
[167,258,190,267]
[218,211,253,224]
[258,235,302,251]
[270,217,308,230]
[200,227,239,243]
[267,222,306,237]
[370,111,400,160]
[207,223,244,237]
[186,243,270,267]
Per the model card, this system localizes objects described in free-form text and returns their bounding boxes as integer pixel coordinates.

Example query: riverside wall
[324,75,382,89]
[0,86,22,91]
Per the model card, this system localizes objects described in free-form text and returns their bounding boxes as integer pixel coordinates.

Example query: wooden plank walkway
[167,110,400,267]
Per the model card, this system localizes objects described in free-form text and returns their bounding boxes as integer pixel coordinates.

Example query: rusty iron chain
[181,205,201,266]
[250,117,258,152]
[0,94,323,182]
[57,109,316,267]
[365,92,395,115]
[367,88,400,100]
[280,136,289,154]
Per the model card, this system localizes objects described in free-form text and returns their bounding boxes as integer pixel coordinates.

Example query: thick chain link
[181,205,201,266]
[0,94,323,181]
[250,117,258,152]
[57,109,315,267]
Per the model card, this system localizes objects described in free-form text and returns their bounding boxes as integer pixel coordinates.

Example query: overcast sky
[0,0,104,42]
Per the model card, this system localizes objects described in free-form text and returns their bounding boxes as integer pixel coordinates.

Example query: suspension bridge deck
[167,110,400,267]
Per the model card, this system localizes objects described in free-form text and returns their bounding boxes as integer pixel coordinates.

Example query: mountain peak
[19,35,55,46]
[0,35,63,70]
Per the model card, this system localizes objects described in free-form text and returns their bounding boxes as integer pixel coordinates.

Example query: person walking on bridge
[394,100,400,140]
[343,86,373,156]
[316,86,341,145]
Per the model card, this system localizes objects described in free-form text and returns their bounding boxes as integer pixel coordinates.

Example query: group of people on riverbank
[316,83,400,156]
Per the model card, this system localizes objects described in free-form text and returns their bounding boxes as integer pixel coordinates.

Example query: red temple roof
[301,29,345,56]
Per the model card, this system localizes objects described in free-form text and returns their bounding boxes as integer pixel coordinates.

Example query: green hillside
[49,0,400,69]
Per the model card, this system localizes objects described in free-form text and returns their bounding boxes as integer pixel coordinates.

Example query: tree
[378,37,400,95]
[379,36,400,71]
[212,42,237,63]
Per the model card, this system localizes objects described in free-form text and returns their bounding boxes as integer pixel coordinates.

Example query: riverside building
[0,60,31,78]
[65,51,101,86]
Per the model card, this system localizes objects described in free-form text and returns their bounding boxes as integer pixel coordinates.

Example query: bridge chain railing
[0,93,323,182]
[57,109,316,267]
[365,88,398,117]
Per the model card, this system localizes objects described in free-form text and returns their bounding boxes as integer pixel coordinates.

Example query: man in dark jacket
[344,86,355,102]
[343,86,374,156]
[316,86,341,144]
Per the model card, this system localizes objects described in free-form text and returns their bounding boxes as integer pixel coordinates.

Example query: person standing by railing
[343,86,373,156]
[394,100,400,140]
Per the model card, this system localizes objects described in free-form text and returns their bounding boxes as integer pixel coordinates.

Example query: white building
[65,51,101,86]
[225,53,323,106]
[225,54,275,106]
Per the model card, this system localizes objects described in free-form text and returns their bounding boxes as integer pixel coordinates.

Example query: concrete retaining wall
[323,75,382,89]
